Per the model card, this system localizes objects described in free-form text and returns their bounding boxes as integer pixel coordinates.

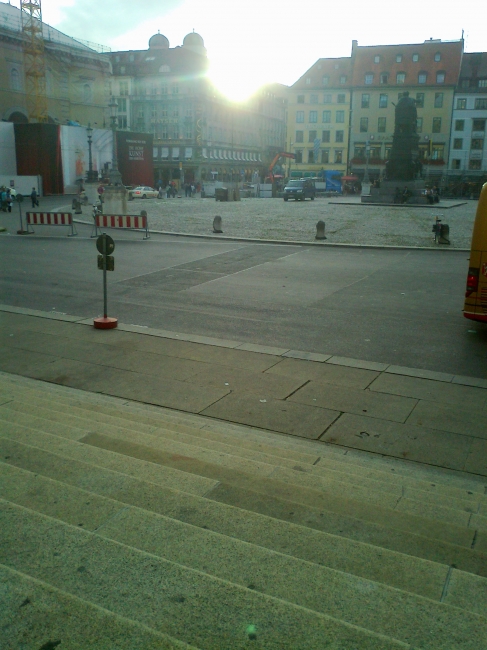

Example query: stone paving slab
[288,382,417,423]
[406,400,487,439]
[326,356,389,371]
[465,439,487,476]
[369,373,487,410]
[265,357,380,389]
[282,350,332,362]
[201,391,340,438]
[385,365,455,383]
[322,413,474,472]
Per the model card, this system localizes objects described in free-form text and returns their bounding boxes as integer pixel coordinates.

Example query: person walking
[30,187,39,208]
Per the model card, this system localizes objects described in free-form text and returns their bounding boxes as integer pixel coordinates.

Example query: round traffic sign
[96,233,115,255]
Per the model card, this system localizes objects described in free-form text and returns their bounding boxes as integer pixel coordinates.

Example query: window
[434,52,441,62]
[456,98,467,109]
[305,77,311,85]
[473,119,486,131]
[161,85,167,94]
[322,110,331,123]
[365,73,373,85]
[412,53,419,62]
[354,144,365,158]
[416,117,423,133]
[309,110,317,123]
[471,138,484,150]
[379,93,388,108]
[434,93,443,108]
[455,119,465,131]
[82,83,92,102]
[308,130,317,143]
[336,110,345,123]
[436,71,445,83]
[129,54,135,62]
[418,72,427,84]
[432,117,442,133]
[322,130,330,142]
[310,93,318,104]
[334,150,343,163]
[119,81,129,96]
[10,68,21,91]
[396,54,403,63]
[431,143,444,160]
[296,111,304,123]
[416,93,424,108]
[380,73,389,84]
[374,55,380,63]
[297,94,305,104]
[321,150,329,163]
[453,138,463,149]
[378,117,386,132]
[469,159,482,170]
[337,94,346,103]
[295,130,304,143]
[173,108,179,117]
[396,72,406,84]
[322,75,329,85]
[475,99,487,109]
[295,150,303,163]
[117,116,127,129]
[361,94,370,108]
[360,117,368,132]
[307,150,314,163]
[340,75,347,84]
[335,130,344,142]
[323,93,332,103]
[479,80,487,88]
[151,84,157,95]
[117,98,127,112]
[172,85,179,94]
[451,159,461,169]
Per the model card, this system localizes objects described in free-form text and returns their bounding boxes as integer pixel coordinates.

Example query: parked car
[131,186,158,199]
[283,179,316,201]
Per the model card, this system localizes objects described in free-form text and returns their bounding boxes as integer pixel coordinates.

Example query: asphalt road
[1,220,486,378]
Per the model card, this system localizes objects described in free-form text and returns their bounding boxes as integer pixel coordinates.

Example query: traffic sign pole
[93,232,118,329]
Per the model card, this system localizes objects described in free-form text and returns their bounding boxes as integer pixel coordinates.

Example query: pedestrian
[30,187,39,208]
[97,184,105,203]
[6,189,12,212]
[157,186,164,199]
[0,187,7,212]
[166,184,171,198]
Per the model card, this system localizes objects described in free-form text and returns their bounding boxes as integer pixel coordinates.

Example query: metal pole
[102,232,108,319]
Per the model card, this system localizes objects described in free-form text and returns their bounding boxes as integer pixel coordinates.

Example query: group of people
[161,181,201,198]
[0,187,13,212]
[425,186,440,204]
[393,186,413,204]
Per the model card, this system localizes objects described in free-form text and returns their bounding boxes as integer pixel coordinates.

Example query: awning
[341,175,359,181]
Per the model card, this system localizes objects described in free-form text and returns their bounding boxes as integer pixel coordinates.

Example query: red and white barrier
[92,212,150,239]
[26,212,77,236]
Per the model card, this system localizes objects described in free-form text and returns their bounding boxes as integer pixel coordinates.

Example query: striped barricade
[26,212,77,236]
[92,212,150,239]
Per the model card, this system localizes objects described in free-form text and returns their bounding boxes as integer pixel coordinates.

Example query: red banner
[116,132,154,187]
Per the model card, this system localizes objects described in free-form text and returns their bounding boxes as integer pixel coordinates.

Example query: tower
[21,0,49,122]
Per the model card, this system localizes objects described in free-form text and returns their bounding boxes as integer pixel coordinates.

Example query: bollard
[439,223,450,245]
[213,215,223,233]
[315,220,326,240]
[72,198,82,214]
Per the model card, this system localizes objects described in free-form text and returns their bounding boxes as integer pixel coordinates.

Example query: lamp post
[363,139,370,184]
[108,98,123,185]
[86,123,97,182]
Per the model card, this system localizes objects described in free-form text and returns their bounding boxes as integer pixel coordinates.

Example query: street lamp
[363,138,371,185]
[108,97,123,185]
[86,123,97,182]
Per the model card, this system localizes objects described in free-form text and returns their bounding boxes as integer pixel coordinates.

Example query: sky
[34,0,486,101]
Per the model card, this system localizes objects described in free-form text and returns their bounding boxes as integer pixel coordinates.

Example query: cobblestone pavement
[115,195,476,248]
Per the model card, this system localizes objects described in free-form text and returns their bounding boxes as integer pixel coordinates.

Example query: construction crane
[21,0,49,123]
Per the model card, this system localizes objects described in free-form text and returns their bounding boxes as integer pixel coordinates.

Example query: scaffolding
[21,0,48,122]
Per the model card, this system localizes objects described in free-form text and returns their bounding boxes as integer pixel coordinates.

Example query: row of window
[364,71,446,85]
[296,110,346,123]
[454,118,486,131]
[456,98,487,110]
[294,150,344,164]
[358,116,443,133]
[316,75,348,86]
[359,92,444,109]
[451,159,483,170]
[372,52,442,64]
[295,130,345,143]
[453,138,485,150]
[297,93,347,104]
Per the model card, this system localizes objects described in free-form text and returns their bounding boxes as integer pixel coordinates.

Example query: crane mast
[21,0,48,123]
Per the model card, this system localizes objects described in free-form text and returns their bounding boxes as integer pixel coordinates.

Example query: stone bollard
[315,220,326,240]
[72,198,82,214]
[439,223,450,245]
[213,215,223,233]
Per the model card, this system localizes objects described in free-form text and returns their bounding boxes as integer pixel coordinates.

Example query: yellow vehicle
[464,182,487,323]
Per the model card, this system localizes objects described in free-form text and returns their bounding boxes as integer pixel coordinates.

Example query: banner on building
[117,131,154,187]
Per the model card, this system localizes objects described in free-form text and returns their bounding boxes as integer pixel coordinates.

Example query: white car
[131,186,158,199]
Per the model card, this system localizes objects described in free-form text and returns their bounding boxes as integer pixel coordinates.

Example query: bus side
[464,182,487,322]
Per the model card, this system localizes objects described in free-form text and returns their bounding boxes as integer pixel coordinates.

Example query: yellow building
[349,39,464,181]
[286,58,351,179]
[0,1,110,126]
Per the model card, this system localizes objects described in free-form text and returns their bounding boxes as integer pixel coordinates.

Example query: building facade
[448,52,487,193]
[349,39,463,182]
[0,1,111,127]
[286,58,351,179]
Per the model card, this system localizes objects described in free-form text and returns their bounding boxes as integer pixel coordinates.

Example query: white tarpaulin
[0,122,16,175]
[60,125,113,192]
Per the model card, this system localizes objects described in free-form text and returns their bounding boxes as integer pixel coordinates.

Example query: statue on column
[385,92,422,181]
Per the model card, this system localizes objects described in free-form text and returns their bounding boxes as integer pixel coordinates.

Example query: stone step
[0,563,198,649]
[0,500,413,650]
[1,463,485,649]
[1,429,486,585]
[0,405,479,525]
[2,375,484,495]
[6,390,484,506]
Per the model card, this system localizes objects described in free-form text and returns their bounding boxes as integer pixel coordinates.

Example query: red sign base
[93,317,118,329]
